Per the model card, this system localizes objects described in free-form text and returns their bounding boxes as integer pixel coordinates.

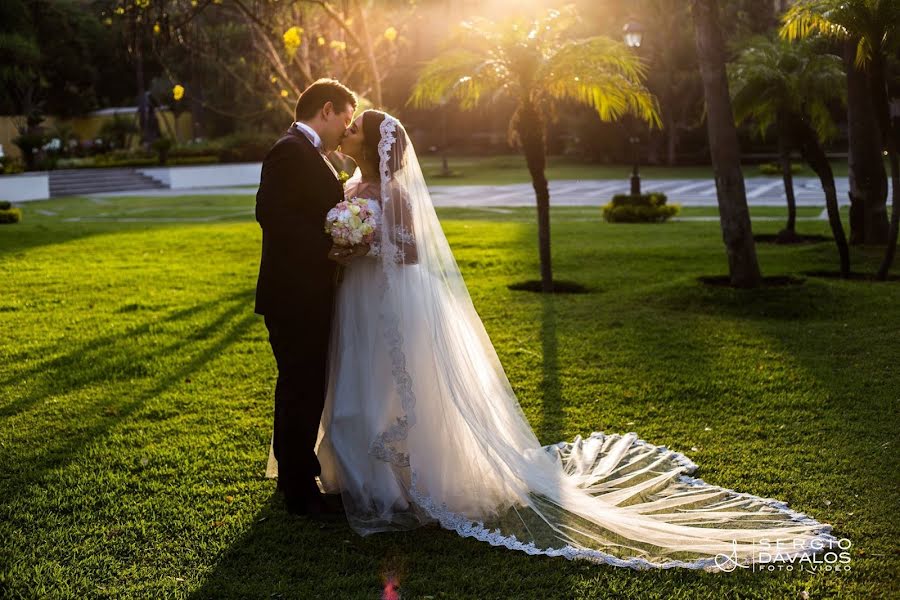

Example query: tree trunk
[876,151,899,279]
[663,108,679,166]
[779,131,797,234]
[189,51,203,140]
[871,52,899,279]
[691,0,762,287]
[845,39,889,245]
[666,126,679,166]
[353,0,383,107]
[517,100,553,292]
[136,40,149,145]
[795,118,851,277]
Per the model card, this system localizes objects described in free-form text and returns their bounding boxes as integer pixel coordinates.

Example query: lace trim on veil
[368,115,417,467]
[407,431,839,572]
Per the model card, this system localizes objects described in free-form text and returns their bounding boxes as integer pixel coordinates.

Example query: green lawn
[1,195,897,599]
[418,154,858,186]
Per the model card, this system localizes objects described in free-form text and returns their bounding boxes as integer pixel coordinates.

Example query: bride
[267,109,837,571]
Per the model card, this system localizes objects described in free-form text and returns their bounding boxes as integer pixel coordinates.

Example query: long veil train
[267,114,837,571]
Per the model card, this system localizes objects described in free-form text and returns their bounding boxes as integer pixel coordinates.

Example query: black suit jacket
[254,126,344,319]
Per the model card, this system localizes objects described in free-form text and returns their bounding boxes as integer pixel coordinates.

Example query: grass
[1,195,898,599]
[417,154,859,186]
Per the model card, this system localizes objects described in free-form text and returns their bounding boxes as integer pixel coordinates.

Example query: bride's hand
[328,242,370,266]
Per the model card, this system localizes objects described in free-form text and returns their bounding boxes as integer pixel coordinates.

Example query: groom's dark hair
[294,78,357,121]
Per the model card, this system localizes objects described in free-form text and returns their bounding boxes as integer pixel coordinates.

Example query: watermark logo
[714,538,852,573]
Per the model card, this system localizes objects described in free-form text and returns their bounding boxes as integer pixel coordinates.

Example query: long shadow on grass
[647,278,900,589]
[0,289,254,417]
[654,278,898,577]
[537,295,566,443]
[0,289,257,514]
[187,489,750,598]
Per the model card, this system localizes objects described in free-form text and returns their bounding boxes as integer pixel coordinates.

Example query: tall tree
[691,0,762,287]
[729,37,850,275]
[410,6,659,292]
[639,0,704,166]
[781,0,899,273]
[781,0,900,279]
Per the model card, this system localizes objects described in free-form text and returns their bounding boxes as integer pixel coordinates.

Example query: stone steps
[49,168,167,197]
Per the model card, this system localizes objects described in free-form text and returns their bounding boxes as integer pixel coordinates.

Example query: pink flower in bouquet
[324,197,378,247]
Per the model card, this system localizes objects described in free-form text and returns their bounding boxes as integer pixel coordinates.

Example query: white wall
[139,163,262,189]
[0,172,50,202]
[1,163,263,202]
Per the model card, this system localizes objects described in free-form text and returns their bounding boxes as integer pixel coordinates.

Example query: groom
[255,78,362,516]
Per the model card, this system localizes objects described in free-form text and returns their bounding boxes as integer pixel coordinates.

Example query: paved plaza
[427,176,875,207]
[77,176,883,209]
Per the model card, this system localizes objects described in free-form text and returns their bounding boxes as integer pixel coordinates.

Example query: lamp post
[623,21,644,196]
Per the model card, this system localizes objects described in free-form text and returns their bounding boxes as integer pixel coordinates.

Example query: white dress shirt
[293,121,323,151]
[293,121,339,180]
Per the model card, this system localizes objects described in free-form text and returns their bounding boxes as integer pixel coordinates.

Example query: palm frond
[408,50,509,110]
[539,37,660,127]
[780,1,850,43]
[729,35,845,142]
[780,0,900,69]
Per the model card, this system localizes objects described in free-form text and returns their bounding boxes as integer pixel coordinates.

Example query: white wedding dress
[267,115,838,571]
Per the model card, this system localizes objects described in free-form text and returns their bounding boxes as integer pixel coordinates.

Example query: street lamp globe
[623,21,644,49]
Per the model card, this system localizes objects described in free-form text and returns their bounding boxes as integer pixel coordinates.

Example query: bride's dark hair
[362,109,406,178]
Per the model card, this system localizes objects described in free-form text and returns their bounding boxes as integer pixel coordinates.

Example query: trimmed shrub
[216,132,275,163]
[758,162,802,176]
[13,132,46,170]
[56,155,218,169]
[0,158,25,175]
[0,205,22,224]
[170,156,219,165]
[602,192,679,223]
[170,140,219,158]
[152,137,173,165]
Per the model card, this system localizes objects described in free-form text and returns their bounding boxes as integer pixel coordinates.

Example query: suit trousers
[264,311,332,501]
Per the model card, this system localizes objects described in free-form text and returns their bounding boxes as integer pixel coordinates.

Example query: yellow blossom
[114,7,124,14]
[329,40,347,52]
[103,17,112,25]
[383,26,398,42]
[280,90,289,98]
[283,26,303,56]
[270,75,278,83]
[153,23,161,35]
[317,36,326,46]
[135,0,149,8]
[173,84,185,101]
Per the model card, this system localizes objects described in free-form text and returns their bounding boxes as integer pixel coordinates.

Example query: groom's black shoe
[281,478,344,518]
[285,492,344,518]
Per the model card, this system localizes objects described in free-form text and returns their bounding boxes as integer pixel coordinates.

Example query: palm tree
[729,37,851,276]
[690,0,762,288]
[409,6,659,293]
[781,0,900,279]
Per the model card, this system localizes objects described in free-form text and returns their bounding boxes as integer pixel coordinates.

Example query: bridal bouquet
[324,197,377,246]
